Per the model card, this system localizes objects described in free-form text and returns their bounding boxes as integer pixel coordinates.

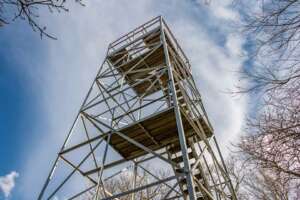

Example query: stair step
[182,186,201,194]
[180,173,203,184]
[168,144,191,154]
[194,173,202,180]
[174,168,184,174]
[183,189,207,200]
[171,152,194,163]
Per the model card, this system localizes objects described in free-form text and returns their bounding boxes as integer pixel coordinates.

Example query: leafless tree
[226,154,300,200]
[237,81,300,178]
[234,79,300,197]
[83,167,171,200]
[236,0,300,94]
[225,156,248,200]
[231,81,300,198]
[230,1,300,197]
[0,0,83,39]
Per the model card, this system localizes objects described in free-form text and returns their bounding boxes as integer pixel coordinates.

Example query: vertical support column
[160,17,197,200]
[131,161,138,200]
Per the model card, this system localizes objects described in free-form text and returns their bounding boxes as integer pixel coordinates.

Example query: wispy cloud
[0,171,19,198]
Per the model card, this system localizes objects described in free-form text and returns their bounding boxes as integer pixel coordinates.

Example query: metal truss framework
[38,16,237,200]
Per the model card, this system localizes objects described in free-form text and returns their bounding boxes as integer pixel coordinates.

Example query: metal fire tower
[38,16,237,200]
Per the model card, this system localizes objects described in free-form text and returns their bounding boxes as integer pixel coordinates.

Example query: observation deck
[104,16,213,160]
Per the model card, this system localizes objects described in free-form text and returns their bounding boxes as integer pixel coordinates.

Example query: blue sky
[0,19,50,199]
[0,0,252,199]
[0,22,43,174]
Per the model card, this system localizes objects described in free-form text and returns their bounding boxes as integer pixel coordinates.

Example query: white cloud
[226,34,245,57]
[16,0,249,198]
[173,19,248,154]
[202,0,240,21]
[0,171,19,198]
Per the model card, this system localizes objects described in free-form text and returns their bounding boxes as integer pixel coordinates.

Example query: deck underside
[107,27,189,97]
[108,108,213,160]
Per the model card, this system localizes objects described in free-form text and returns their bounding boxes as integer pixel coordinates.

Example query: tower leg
[160,17,197,200]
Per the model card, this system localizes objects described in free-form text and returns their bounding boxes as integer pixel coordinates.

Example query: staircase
[168,138,212,200]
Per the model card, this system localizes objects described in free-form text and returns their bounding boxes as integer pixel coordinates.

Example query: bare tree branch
[236,0,300,94]
[0,0,84,39]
